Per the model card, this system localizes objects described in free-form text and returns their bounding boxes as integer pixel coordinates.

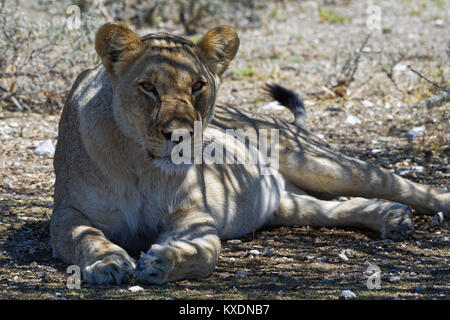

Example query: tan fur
[50,23,449,285]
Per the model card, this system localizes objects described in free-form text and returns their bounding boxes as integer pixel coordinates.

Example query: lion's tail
[264,83,306,128]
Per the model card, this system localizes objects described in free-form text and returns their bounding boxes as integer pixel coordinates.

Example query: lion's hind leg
[268,192,414,240]
[280,149,449,217]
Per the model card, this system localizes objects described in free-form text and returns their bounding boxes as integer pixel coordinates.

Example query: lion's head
[95,23,239,158]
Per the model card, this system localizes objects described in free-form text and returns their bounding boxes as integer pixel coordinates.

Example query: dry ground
[0,0,449,299]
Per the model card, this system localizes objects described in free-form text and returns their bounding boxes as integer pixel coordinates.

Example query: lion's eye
[140,82,156,93]
[192,81,205,92]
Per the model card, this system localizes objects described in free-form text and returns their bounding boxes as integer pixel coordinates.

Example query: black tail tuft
[264,83,306,127]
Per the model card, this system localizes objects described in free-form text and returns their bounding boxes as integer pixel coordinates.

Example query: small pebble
[398,166,424,176]
[339,290,357,299]
[389,276,401,283]
[345,114,361,125]
[34,139,55,157]
[404,126,426,140]
[429,212,444,227]
[371,149,383,155]
[433,19,444,27]
[128,285,144,293]
[338,252,349,261]
[236,270,247,278]
[363,261,372,267]
[262,101,285,111]
[362,100,374,108]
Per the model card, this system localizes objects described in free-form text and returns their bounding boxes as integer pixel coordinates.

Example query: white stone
[340,290,357,299]
[261,101,285,111]
[393,64,407,73]
[338,252,349,261]
[433,19,444,27]
[128,285,144,293]
[345,114,361,125]
[34,139,55,156]
[362,100,374,107]
[398,166,424,176]
[404,126,426,140]
[371,149,383,155]
[249,249,261,256]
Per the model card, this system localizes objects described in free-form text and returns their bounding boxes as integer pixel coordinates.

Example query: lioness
[50,23,449,285]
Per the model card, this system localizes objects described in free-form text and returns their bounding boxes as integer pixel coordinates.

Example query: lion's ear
[196,26,239,76]
[95,22,144,77]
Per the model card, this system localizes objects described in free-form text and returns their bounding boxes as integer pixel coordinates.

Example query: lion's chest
[103,168,195,251]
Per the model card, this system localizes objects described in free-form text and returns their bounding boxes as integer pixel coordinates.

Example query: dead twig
[9,96,29,111]
[407,65,449,94]
[323,33,372,94]
[332,33,372,88]
[97,0,113,22]
[0,72,43,78]
[379,52,405,92]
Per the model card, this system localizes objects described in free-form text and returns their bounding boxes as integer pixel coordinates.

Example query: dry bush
[0,0,106,113]
[0,0,271,113]
[80,0,269,33]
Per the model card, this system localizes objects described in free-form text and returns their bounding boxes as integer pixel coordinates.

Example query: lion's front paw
[134,244,176,284]
[381,204,414,240]
[83,253,135,285]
